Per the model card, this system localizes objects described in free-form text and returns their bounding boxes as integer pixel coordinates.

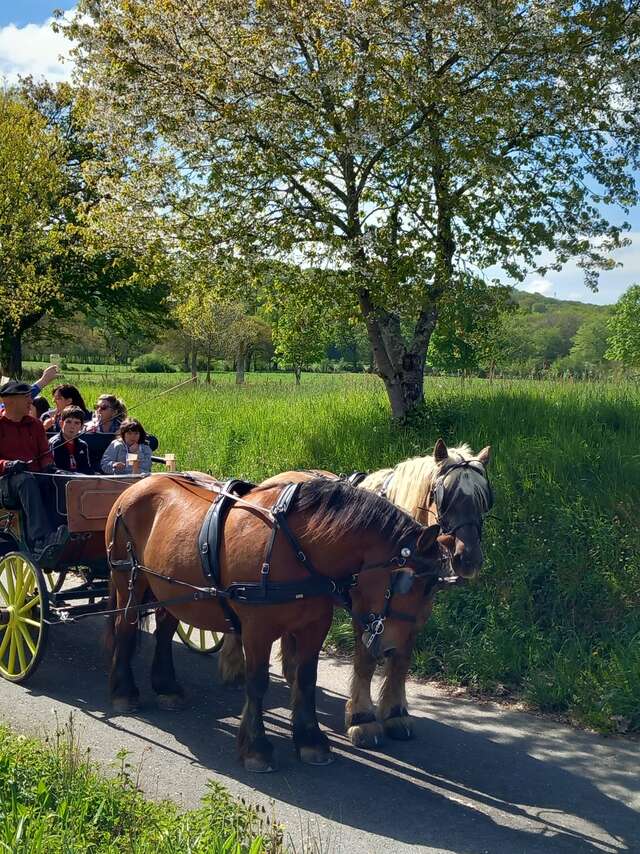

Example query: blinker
[392,569,415,595]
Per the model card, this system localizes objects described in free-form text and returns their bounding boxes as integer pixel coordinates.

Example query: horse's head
[354,522,445,659]
[424,439,493,579]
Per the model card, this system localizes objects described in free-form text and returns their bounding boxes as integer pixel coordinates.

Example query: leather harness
[108,476,438,644]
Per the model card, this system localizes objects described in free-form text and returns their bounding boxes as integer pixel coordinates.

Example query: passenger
[0,364,59,413]
[49,406,93,474]
[41,384,91,431]
[88,394,126,434]
[0,380,69,552]
[29,396,50,420]
[101,418,152,474]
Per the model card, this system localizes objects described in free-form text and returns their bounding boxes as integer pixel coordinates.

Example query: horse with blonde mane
[217,438,493,749]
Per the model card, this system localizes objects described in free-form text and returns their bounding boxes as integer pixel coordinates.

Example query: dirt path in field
[1,620,639,854]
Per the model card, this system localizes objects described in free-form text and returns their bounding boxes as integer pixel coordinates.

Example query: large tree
[67,0,640,417]
[606,284,640,367]
[0,83,169,377]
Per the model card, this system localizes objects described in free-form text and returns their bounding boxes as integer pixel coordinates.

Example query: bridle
[425,458,494,538]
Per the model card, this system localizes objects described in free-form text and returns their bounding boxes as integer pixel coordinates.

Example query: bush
[133,352,176,373]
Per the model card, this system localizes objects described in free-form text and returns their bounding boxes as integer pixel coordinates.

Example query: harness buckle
[261,562,270,575]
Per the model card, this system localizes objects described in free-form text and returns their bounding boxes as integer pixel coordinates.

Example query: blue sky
[2,1,639,305]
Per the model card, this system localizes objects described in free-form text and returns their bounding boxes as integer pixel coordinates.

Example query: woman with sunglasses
[100,418,152,474]
[89,394,126,434]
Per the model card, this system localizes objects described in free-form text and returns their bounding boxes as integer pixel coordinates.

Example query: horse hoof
[157,693,185,711]
[112,696,138,714]
[244,755,277,773]
[383,714,415,741]
[346,721,385,749]
[298,746,334,766]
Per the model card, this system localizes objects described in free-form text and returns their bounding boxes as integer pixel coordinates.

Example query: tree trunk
[294,365,301,385]
[206,348,211,384]
[0,329,23,378]
[190,345,198,382]
[236,351,246,385]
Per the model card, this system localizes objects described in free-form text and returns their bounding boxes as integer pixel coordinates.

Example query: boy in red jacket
[0,381,69,553]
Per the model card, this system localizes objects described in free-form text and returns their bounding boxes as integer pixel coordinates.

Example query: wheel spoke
[18,595,40,616]
[16,621,37,656]
[4,563,14,599]
[6,630,16,673]
[14,627,27,673]
[199,629,206,648]
[12,560,25,603]
[0,625,11,658]
[21,617,41,629]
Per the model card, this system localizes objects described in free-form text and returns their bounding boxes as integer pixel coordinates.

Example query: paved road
[1,619,639,854]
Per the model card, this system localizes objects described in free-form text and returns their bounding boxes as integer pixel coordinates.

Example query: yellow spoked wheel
[0,552,49,683]
[176,622,223,654]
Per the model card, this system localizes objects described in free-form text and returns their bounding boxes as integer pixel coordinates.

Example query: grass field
[28,368,640,732]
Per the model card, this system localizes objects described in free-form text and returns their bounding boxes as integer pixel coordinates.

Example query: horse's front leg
[109,610,140,713]
[238,632,275,772]
[218,633,246,684]
[377,597,434,740]
[377,630,416,740]
[290,613,333,765]
[151,608,185,710]
[344,624,384,748]
[280,632,297,688]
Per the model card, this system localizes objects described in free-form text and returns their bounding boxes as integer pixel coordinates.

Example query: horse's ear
[417,524,441,552]
[477,445,492,467]
[434,438,448,463]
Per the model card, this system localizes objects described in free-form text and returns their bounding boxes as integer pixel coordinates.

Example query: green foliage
[37,369,640,731]
[66,0,640,416]
[133,352,176,373]
[0,720,284,852]
[606,284,640,367]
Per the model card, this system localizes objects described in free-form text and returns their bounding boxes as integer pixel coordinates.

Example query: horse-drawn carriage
[0,433,220,684]
[1,434,493,771]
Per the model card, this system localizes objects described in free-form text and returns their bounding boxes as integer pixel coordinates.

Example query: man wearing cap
[0,380,69,553]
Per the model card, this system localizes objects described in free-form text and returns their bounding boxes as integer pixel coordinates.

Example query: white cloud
[0,12,75,84]
[522,279,555,296]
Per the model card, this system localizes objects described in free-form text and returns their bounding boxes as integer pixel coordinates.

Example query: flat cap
[0,380,32,397]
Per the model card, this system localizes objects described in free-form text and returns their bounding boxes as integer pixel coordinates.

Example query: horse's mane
[360,444,475,517]
[294,477,420,543]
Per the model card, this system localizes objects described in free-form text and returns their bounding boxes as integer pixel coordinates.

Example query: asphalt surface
[0,618,639,854]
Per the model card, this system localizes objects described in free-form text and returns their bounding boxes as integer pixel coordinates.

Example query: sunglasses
[96,404,112,410]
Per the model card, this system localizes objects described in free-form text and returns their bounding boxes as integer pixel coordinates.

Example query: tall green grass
[57,373,640,731]
[0,719,284,852]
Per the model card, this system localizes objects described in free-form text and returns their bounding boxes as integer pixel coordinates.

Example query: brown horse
[218,439,492,748]
[105,473,447,771]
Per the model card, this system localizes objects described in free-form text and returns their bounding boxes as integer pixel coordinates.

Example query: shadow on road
[23,619,639,854]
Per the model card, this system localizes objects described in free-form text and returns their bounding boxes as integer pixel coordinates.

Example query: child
[101,418,152,474]
[49,406,93,474]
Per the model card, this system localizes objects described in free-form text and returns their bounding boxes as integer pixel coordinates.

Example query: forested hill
[496,288,613,375]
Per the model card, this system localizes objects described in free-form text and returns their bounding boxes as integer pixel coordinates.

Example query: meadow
[32,368,640,732]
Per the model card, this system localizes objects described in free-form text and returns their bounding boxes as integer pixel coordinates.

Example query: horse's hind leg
[377,630,416,740]
[238,633,276,773]
[152,608,185,711]
[345,627,384,748]
[291,614,333,765]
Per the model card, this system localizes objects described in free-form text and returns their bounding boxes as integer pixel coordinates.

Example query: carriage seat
[65,475,144,533]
